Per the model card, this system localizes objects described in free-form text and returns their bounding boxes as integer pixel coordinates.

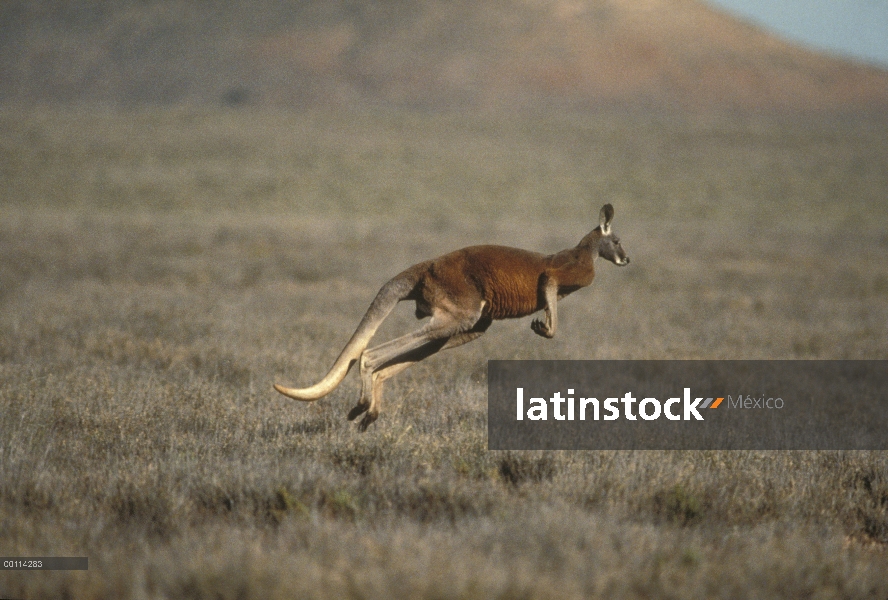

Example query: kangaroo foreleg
[531,275,558,339]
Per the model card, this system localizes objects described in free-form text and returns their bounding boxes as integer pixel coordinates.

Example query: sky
[706,0,888,67]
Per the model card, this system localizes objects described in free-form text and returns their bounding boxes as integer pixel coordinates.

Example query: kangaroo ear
[599,204,614,234]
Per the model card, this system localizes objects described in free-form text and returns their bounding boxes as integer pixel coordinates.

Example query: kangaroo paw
[531,318,553,338]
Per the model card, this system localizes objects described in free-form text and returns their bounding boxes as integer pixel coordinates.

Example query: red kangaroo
[275,204,630,430]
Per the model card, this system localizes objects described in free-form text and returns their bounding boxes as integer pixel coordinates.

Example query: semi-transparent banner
[488,361,888,450]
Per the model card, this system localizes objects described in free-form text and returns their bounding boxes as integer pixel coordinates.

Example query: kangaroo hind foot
[350,314,492,431]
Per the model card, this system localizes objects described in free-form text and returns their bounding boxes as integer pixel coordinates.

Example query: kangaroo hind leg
[351,316,459,431]
[348,337,449,429]
[351,311,489,431]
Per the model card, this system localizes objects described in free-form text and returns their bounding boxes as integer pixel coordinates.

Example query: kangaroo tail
[273,269,420,402]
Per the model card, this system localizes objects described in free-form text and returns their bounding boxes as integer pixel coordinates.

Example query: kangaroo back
[443,245,550,320]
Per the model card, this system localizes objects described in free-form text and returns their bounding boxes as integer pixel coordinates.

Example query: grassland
[1,106,888,599]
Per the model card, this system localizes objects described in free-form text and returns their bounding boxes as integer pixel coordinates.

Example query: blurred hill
[2,0,888,112]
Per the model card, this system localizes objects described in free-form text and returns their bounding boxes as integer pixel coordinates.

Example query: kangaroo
[275,204,629,430]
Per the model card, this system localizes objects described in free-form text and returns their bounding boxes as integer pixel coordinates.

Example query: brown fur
[274,204,629,430]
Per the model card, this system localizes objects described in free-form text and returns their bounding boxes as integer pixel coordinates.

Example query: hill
[2,0,887,111]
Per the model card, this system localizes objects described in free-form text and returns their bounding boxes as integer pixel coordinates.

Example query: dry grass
[1,106,888,599]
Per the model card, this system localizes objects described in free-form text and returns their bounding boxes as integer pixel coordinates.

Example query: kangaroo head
[596,204,629,266]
